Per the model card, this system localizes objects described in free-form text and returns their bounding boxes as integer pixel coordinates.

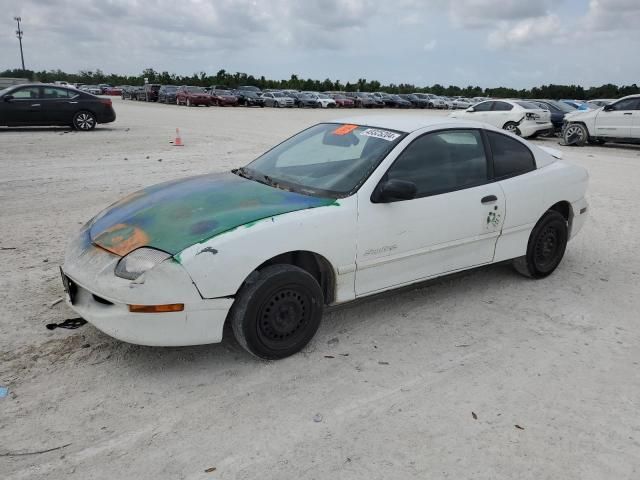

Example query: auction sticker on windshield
[361,128,401,141]
[333,124,358,136]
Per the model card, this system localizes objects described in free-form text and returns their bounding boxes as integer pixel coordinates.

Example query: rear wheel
[72,111,96,131]
[186,98,191,107]
[230,265,324,359]
[513,211,568,279]
[503,121,521,136]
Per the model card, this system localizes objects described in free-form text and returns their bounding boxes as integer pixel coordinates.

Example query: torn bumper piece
[61,228,233,346]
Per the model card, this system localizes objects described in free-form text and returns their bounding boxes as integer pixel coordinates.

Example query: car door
[465,101,494,123]
[490,101,516,128]
[41,86,78,124]
[595,98,637,138]
[355,128,505,296]
[1,86,43,125]
[631,99,640,138]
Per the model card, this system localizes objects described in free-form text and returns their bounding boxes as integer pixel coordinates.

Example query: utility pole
[14,16,25,71]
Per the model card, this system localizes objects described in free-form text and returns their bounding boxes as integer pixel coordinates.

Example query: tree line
[2,67,638,100]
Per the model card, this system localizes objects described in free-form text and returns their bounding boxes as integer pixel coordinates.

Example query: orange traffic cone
[173,128,183,146]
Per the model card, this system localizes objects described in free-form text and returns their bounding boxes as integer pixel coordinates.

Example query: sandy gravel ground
[1,99,639,480]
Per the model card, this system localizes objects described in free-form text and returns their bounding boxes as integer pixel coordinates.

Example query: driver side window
[385,130,488,198]
[612,99,640,111]
[12,87,41,99]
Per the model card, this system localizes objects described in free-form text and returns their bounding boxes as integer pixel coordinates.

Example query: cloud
[582,0,640,31]
[423,40,437,51]
[488,14,562,49]
[449,0,554,28]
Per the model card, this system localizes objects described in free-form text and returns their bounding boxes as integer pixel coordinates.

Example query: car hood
[89,172,336,256]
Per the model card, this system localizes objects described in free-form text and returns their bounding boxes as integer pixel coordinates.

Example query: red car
[210,89,238,106]
[330,94,355,108]
[176,86,211,106]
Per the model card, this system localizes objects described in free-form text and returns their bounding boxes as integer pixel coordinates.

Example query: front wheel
[186,98,191,107]
[513,211,568,279]
[563,123,588,146]
[230,264,324,359]
[72,111,97,131]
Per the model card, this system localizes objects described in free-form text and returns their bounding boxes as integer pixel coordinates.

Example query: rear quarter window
[487,131,536,179]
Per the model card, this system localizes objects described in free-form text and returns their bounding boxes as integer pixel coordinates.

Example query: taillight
[100,98,112,106]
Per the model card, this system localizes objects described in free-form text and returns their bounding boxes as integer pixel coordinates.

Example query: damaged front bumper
[61,228,233,346]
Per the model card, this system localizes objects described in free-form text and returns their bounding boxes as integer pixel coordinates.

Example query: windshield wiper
[235,166,254,180]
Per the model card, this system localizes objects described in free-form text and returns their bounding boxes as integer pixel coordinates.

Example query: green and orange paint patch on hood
[90,172,337,256]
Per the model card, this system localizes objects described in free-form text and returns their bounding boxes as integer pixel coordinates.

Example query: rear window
[487,131,536,179]
[515,101,542,109]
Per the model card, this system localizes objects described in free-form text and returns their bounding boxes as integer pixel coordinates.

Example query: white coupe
[62,116,589,359]
[450,99,554,138]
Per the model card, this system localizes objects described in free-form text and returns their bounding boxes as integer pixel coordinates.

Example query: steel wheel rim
[534,225,561,271]
[75,113,94,130]
[257,287,311,349]
[505,123,518,133]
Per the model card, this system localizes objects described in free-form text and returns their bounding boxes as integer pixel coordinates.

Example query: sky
[1,0,639,88]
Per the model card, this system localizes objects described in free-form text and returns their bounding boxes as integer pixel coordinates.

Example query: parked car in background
[237,85,262,94]
[450,99,553,138]
[210,89,238,106]
[297,93,319,108]
[103,86,122,96]
[176,86,211,106]
[328,94,355,108]
[451,98,472,109]
[234,90,265,107]
[140,84,161,102]
[80,85,102,95]
[529,99,576,132]
[413,93,446,109]
[61,116,588,358]
[158,85,179,104]
[314,93,337,108]
[561,100,590,111]
[0,83,116,130]
[562,94,640,146]
[262,92,295,108]
[440,97,455,109]
[399,94,428,109]
[388,94,413,108]
[121,86,137,100]
[346,92,378,108]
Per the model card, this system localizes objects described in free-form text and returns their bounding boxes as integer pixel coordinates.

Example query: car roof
[331,115,488,133]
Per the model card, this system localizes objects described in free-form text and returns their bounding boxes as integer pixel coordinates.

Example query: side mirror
[3,95,14,102]
[466,106,475,112]
[372,179,417,203]
[603,104,614,111]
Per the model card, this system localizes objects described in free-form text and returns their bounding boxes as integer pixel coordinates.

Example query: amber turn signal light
[129,304,184,313]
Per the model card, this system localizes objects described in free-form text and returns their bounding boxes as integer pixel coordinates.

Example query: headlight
[115,248,171,280]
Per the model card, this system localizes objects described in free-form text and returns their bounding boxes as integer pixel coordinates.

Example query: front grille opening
[93,294,113,305]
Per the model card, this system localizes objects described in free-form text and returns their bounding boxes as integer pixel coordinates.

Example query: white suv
[562,95,640,145]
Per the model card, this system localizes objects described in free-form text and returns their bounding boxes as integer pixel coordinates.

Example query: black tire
[503,121,521,136]
[563,123,588,146]
[230,264,324,359]
[72,111,97,131]
[186,98,191,107]
[513,211,568,279]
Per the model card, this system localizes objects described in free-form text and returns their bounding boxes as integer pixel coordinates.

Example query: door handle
[68,101,78,104]
[481,195,498,204]
[31,103,41,107]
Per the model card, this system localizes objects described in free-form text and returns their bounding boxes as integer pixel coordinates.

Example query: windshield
[237,123,405,197]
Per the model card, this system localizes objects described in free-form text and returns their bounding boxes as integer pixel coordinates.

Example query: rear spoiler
[539,146,563,159]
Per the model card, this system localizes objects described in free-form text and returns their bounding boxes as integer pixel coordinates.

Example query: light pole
[14,16,25,71]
